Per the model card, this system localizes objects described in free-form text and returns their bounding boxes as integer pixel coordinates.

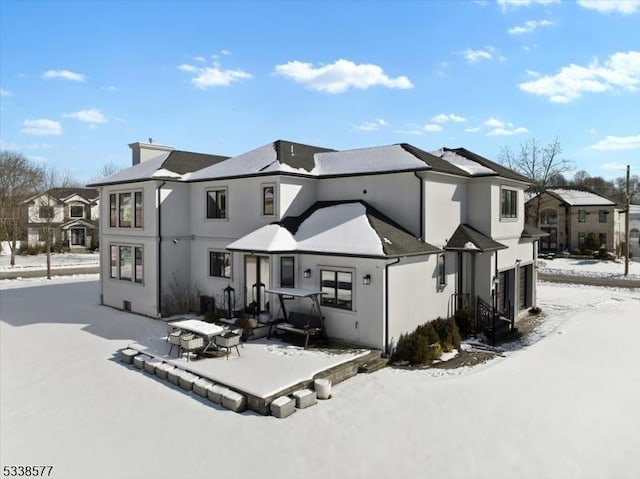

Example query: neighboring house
[23,187,100,252]
[89,141,545,353]
[629,204,640,258]
[525,188,626,254]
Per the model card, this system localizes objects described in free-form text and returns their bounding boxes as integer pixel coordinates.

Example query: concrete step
[358,357,388,374]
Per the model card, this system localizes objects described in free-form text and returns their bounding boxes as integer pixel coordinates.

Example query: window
[110,244,143,283]
[134,192,143,227]
[437,254,446,289]
[70,228,85,246]
[262,185,274,216]
[109,194,117,227]
[109,191,143,228]
[37,229,53,242]
[500,188,517,219]
[119,193,132,227]
[599,233,607,249]
[578,210,586,223]
[578,233,586,249]
[540,209,557,225]
[39,206,54,219]
[206,189,227,219]
[209,251,231,278]
[280,256,294,288]
[599,210,608,223]
[321,270,352,310]
[70,205,84,218]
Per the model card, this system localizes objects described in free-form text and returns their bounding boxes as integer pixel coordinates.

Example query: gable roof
[228,200,440,258]
[88,150,229,186]
[444,224,507,252]
[23,187,98,204]
[543,187,617,206]
[433,148,532,183]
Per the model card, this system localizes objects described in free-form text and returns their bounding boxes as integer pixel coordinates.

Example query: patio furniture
[266,287,327,348]
[292,389,317,409]
[270,396,296,418]
[215,332,241,359]
[180,334,205,362]
[166,322,178,340]
[168,331,183,356]
[169,319,225,353]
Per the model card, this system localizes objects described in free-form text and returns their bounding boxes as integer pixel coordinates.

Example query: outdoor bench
[275,311,324,348]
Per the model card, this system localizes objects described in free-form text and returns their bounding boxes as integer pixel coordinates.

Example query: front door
[244,255,270,313]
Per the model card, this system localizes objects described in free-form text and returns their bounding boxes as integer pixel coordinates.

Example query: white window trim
[208,249,232,279]
[500,186,518,222]
[109,243,144,285]
[261,183,276,217]
[69,204,85,219]
[108,189,144,229]
[205,187,229,221]
[318,265,356,312]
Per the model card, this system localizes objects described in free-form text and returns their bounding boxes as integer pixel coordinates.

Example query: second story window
[109,191,143,228]
[578,210,586,223]
[540,209,557,225]
[500,188,517,219]
[206,189,227,219]
[70,205,84,218]
[262,185,274,216]
[39,206,54,219]
[599,210,608,223]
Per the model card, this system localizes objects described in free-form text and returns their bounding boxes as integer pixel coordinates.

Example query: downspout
[157,181,167,317]
[384,257,401,356]
[414,172,424,240]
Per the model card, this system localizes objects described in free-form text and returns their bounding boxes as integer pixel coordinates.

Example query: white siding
[423,174,467,246]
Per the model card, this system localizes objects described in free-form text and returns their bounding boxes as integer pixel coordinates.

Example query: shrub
[583,249,593,257]
[571,248,581,256]
[393,331,429,365]
[597,248,608,259]
[529,306,541,315]
[454,307,475,338]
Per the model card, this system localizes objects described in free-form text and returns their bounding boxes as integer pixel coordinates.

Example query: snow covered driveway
[1,278,638,479]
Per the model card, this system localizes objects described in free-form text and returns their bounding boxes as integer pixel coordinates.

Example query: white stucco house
[89,140,545,353]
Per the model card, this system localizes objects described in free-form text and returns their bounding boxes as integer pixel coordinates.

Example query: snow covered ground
[538,256,640,280]
[1,273,638,479]
[0,252,99,271]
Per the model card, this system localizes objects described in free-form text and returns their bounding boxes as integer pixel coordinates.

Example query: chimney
[128,141,175,165]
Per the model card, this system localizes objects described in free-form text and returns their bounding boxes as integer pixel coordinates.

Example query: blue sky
[1,0,639,184]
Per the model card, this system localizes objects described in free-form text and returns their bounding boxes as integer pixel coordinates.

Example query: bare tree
[91,161,122,181]
[0,150,44,265]
[500,138,573,226]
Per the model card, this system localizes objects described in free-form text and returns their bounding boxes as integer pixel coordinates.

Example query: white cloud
[0,88,13,96]
[273,59,413,94]
[423,124,443,132]
[590,134,640,150]
[483,117,528,136]
[21,119,62,136]
[194,56,206,62]
[178,61,252,89]
[63,109,107,124]
[354,118,389,131]
[519,51,640,102]
[42,70,85,82]
[463,48,493,63]
[526,69,541,77]
[577,0,640,14]
[221,49,231,56]
[602,161,629,170]
[465,126,483,133]
[432,113,467,123]
[497,0,559,11]
[101,85,118,92]
[508,19,554,35]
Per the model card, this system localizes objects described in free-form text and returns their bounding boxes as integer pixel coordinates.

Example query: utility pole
[625,164,630,276]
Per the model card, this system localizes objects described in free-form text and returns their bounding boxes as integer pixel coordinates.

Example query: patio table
[169,319,226,353]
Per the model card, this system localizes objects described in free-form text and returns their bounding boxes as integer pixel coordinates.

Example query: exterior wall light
[363,274,371,285]
[303,269,311,278]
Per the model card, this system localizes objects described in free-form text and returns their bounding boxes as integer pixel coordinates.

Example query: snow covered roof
[228,201,440,258]
[187,140,335,181]
[88,150,229,186]
[313,144,429,176]
[445,224,507,252]
[431,148,531,183]
[546,188,616,206]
